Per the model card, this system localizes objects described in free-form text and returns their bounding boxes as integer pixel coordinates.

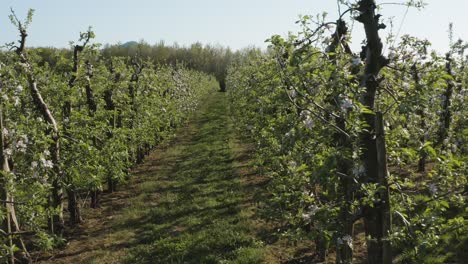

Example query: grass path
[37,92,276,263]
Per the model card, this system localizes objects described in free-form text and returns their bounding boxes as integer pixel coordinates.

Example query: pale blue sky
[1,0,467,54]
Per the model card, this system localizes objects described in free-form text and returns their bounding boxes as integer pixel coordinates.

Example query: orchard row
[227,1,466,263]
[0,10,217,262]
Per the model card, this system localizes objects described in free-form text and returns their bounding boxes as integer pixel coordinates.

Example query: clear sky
[1,0,467,54]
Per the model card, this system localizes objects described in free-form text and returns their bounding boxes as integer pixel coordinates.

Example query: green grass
[117,92,267,263]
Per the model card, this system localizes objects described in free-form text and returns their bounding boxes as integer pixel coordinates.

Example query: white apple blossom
[16,140,27,153]
[302,115,314,130]
[402,82,410,90]
[3,148,12,157]
[44,160,54,168]
[341,97,353,112]
[40,157,54,168]
[16,85,23,93]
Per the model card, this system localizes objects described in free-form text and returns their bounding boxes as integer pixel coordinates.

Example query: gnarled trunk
[14,24,64,233]
[356,1,392,263]
[438,54,455,147]
[411,65,428,172]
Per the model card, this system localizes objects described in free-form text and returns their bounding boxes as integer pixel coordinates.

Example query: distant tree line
[30,40,234,91]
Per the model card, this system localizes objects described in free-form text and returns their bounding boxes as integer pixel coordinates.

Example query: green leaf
[439,201,450,209]
[360,107,375,115]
